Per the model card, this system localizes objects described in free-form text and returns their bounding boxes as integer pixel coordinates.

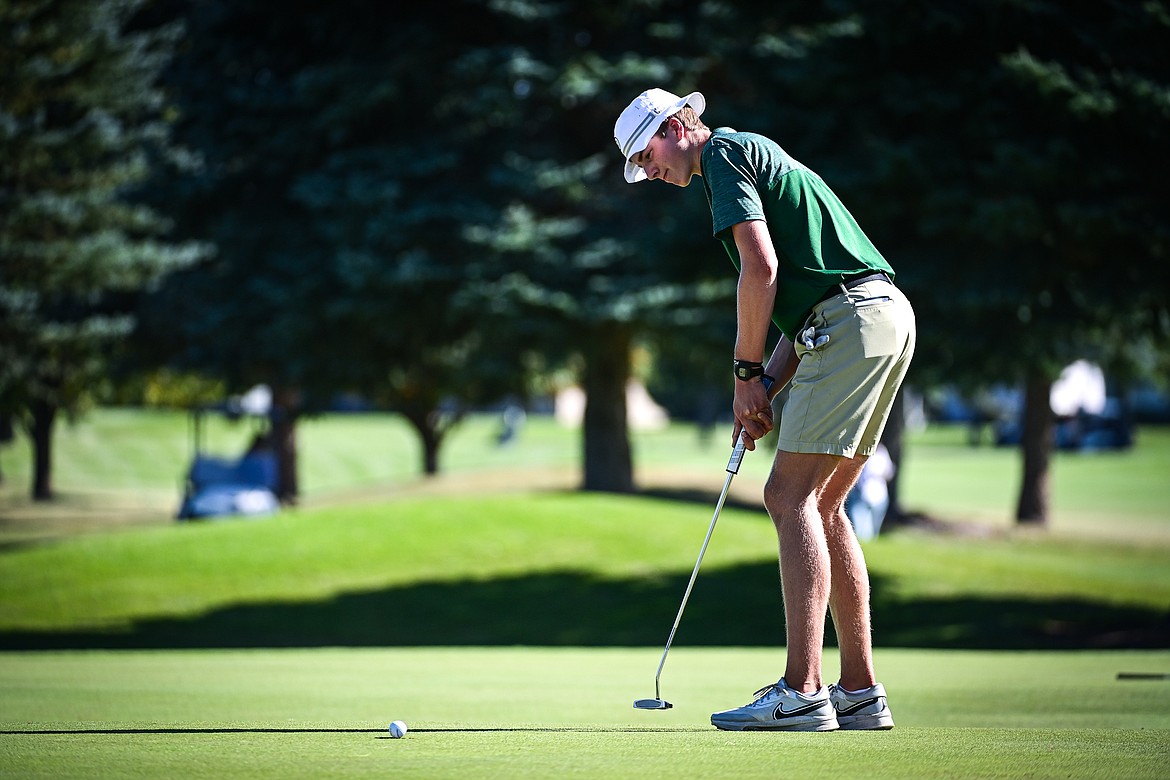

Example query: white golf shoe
[829,681,895,730]
[711,678,838,731]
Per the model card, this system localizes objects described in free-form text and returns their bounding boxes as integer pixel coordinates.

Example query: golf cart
[177,386,280,521]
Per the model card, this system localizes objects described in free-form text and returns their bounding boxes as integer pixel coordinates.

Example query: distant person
[497,402,526,447]
[615,88,915,731]
[845,442,894,541]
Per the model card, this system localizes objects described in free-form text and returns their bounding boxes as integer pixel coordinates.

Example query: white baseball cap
[614,88,706,183]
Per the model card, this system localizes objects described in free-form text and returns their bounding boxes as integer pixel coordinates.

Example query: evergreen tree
[140,0,741,492]
[0,0,203,499]
[721,0,1170,525]
[463,0,753,491]
[137,0,539,489]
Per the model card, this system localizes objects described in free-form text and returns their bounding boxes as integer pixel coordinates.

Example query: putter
[634,400,767,711]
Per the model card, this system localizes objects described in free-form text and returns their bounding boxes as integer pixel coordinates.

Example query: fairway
[1,647,1168,779]
[2,412,1169,777]
[4,411,1170,544]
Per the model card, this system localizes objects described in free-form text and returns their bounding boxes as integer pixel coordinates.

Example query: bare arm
[730,220,780,450]
[732,220,778,365]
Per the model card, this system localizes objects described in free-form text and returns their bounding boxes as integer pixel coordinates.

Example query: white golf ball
[388,720,408,739]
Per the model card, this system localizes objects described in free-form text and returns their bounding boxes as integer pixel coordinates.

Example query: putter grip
[726,436,748,474]
[726,375,774,474]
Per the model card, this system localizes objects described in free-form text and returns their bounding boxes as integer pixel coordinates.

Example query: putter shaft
[652,433,748,701]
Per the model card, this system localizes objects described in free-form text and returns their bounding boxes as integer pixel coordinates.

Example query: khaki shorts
[777,278,916,458]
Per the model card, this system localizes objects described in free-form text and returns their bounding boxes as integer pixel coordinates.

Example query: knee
[763,491,785,530]
[763,474,785,525]
[821,500,855,541]
[764,477,811,529]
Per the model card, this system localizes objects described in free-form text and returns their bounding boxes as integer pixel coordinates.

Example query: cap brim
[625,160,648,183]
[621,91,705,184]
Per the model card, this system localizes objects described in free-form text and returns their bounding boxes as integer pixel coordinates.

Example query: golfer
[614,88,915,731]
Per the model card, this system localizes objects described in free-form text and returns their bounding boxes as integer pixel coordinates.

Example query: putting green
[2,647,1167,779]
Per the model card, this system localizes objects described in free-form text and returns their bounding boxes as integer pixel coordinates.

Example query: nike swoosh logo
[772,701,827,719]
[835,697,880,716]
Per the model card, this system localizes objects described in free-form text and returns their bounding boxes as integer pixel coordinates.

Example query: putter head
[633,698,673,710]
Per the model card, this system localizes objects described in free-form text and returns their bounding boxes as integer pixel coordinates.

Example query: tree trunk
[582,322,634,493]
[1016,371,1054,526]
[400,400,461,477]
[0,418,8,484]
[879,385,907,530]
[30,399,56,501]
[0,414,11,485]
[270,388,300,505]
[415,411,443,476]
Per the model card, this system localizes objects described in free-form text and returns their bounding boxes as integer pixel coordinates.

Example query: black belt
[802,271,892,324]
[813,271,891,307]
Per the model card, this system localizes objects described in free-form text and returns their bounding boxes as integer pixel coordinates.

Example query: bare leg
[765,450,876,693]
[764,450,839,693]
[821,456,877,692]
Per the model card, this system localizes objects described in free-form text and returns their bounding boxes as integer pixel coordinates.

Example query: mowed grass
[0,410,1167,648]
[1,409,1169,777]
[2,408,1170,541]
[0,493,1167,648]
[2,647,1169,779]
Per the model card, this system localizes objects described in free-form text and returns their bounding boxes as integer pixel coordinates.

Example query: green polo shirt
[700,127,893,339]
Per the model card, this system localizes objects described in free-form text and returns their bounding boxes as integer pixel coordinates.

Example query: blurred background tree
[457,0,739,492]
[703,0,1170,525]
[135,0,544,494]
[7,0,1166,519]
[0,0,204,500]
[137,0,747,495]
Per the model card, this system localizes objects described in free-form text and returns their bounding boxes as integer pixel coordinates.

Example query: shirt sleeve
[705,139,766,238]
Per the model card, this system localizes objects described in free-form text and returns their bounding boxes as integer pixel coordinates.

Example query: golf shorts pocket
[854,296,899,358]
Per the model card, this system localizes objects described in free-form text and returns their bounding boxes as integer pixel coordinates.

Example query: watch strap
[733,359,765,381]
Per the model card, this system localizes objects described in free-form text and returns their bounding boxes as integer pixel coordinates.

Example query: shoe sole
[712,716,839,732]
[836,712,895,730]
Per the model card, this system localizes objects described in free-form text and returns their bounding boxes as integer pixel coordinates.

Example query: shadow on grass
[1,564,1166,650]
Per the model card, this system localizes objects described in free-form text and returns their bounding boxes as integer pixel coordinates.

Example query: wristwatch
[733,359,765,381]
